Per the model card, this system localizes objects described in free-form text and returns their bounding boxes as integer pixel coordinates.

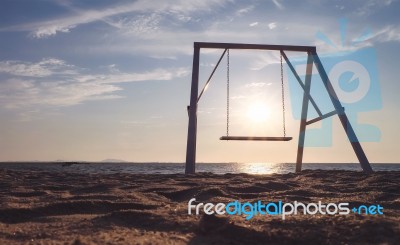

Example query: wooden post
[296,52,313,172]
[312,52,373,173]
[185,45,200,174]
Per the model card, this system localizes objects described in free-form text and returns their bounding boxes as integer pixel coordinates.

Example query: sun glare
[238,162,279,174]
[247,103,270,123]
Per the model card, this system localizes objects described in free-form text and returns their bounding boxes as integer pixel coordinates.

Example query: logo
[287,19,382,146]
[188,198,384,220]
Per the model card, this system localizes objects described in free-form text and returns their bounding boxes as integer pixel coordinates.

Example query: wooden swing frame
[185,42,373,174]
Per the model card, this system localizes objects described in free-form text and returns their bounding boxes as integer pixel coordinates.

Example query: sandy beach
[0,169,399,244]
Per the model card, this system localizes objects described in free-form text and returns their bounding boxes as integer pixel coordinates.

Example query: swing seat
[220,136,293,141]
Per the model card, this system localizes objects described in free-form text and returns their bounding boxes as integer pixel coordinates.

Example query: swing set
[185,42,373,174]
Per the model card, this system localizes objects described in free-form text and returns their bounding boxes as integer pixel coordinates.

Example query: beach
[0,169,399,244]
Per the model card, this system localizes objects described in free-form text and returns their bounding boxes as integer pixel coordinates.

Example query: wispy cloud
[0,59,190,110]
[29,3,143,38]
[249,22,259,27]
[0,58,77,77]
[2,0,231,38]
[369,25,400,43]
[0,78,123,109]
[272,0,284,10]
[103,13,162,35]
[314,23,400,54]
[249,52,281,70]
[236,5,255,16]
[355,0,394,16]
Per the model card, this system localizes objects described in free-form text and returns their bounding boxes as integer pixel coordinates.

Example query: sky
[0,0,399,163]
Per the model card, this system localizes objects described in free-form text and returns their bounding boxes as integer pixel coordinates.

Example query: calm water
[0,162,399,175]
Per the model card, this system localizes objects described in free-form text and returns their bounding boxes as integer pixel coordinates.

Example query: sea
[0,162,399,175]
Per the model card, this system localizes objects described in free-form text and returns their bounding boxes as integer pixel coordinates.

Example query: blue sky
[0,0,399,163]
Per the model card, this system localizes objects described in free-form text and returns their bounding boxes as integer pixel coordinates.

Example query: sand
[0,169,399,244]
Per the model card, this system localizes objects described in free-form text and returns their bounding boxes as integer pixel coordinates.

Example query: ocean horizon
[0,162,399,175]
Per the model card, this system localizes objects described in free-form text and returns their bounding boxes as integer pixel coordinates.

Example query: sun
[246,103,270,123]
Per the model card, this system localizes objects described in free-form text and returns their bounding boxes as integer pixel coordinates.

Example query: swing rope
[226,49,230,137]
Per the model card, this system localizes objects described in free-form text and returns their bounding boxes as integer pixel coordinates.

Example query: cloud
[0,58,77,77]
[34,25,75,39]
[0,59,190,109]
[103,13,162,35]
[2,0,231,38]
[355,0,394,16]
[335,5,345,10]
[0,78,123,109]
[75,68,190,84]
[313,24,400,54]
[236,5,255,16]
[250,52,282,70]
[249,22,258,27]
[272,0,284,10]
[268,22,277,30]
[369,25,400,43]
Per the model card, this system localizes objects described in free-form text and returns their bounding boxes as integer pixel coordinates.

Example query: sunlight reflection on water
[236,162,281,175]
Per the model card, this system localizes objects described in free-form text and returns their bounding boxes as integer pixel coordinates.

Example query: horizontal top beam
[194,42,316,52]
